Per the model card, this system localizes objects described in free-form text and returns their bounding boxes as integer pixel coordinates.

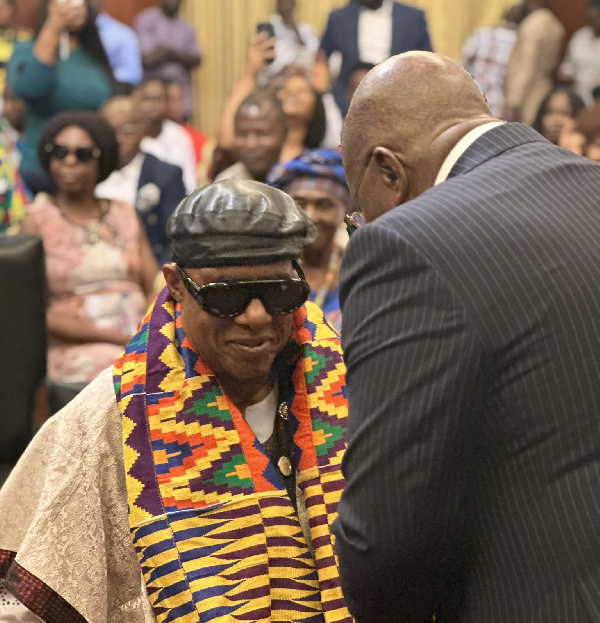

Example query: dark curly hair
[38,111,119,183]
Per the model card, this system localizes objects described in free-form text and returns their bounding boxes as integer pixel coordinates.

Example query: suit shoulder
[142,153,184,179]
[327,4,353,21]
[393,2,427,19]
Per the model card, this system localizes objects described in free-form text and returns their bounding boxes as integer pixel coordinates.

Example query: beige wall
[182,0,516,137]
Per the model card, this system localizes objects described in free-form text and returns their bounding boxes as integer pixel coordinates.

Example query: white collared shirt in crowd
[358,0,394,65]
[95,151,145,206]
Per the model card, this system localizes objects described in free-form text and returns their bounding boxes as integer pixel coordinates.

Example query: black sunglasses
[178,267,311,318]
[44,143,101,163]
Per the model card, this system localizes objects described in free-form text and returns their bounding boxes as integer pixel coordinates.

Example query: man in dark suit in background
[97,96,187,265]
[318,0,432,116]
[334,51,600,623]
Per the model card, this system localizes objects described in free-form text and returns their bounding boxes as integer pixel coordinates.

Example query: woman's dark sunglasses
[177,267,311,318]
[44,143,101,163]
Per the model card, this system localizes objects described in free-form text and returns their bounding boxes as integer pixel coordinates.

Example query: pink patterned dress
[25,196,147,383]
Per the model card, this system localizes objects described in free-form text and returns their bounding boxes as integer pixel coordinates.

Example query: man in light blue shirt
[91,0,142,88]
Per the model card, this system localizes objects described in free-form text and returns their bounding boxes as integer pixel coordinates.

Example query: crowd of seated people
[1,0,600,406]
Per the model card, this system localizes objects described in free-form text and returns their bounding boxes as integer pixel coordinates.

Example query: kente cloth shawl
[113,287,352,623]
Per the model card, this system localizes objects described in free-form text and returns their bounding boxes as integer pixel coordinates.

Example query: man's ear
[372,147,406,195]
[163,264,186,303]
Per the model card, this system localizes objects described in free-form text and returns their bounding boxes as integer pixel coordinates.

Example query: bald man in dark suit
[335,51,600,623]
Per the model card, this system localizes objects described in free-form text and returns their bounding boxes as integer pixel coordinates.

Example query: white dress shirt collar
[434,121,504,185]
[358,0,394,65]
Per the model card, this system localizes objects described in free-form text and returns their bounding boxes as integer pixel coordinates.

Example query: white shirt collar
[434,121,505,185]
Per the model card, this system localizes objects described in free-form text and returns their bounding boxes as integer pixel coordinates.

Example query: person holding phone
[7,0,114,195]
[257,0,320,84]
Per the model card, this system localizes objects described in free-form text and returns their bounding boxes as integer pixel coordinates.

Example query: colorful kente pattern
[114,287,353,623]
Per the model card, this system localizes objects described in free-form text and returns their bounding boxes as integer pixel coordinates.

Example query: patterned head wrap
[267,148,352,210]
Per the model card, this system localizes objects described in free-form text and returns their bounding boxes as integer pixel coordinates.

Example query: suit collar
[447,123,546,179]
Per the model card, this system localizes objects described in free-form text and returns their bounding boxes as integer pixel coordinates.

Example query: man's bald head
[342,52,496,222]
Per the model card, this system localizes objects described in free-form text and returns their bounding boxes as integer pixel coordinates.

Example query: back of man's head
[342,52,494,220]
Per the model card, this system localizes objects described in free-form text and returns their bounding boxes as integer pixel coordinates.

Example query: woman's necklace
[57,198,123,246]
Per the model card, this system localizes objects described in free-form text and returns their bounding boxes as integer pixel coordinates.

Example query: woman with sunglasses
[19,111,158,384]
[7,0,114,194]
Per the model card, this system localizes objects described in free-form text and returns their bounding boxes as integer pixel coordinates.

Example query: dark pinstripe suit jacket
[334,124,600,623]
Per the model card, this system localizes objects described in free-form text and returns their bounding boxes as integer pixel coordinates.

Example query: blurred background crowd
[0,0,599,458]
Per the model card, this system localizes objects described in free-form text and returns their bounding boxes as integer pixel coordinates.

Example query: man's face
[136,81,168,125]
[357,0,384,10]
[234,105,286,181]
[168,262,296,387]
[288,186,345,255]
[160,0,181,18]
[103,105,145,168]
[276,0,295,18]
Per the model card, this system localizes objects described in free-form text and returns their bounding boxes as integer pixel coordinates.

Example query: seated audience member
[19,112,158,384]
[460,3,528,118]
[166,79,212,185]
[532,86,585,144]
[166,80,207,164]
[268,148,350,330]
[347,61,375,102]
[132,78,197,193]
[96,96,187,265]
[558,0,600,105]
[1,83,25,168]
[258,0,320,84]
[134,0,201,119]
[216,90,287,183]
[7,0,113,194]
[216,34,328,166]
[0,84,30,232]
[574,103,600,160]
[88,0,142,91]
[0,179,352,623]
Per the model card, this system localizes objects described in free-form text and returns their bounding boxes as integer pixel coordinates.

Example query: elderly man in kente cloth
[0,179,352,623]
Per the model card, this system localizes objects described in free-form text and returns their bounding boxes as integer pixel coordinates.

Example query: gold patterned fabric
[113,287,352,623]
[0,368,156,623]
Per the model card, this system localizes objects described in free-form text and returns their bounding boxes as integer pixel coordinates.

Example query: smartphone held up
[256,22,276,65]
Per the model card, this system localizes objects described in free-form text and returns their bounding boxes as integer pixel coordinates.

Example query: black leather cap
[167,179,317,267]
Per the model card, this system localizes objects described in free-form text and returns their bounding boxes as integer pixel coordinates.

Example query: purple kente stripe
[123,288,175,519]
[124,392,164,517]
[146,287,176,395]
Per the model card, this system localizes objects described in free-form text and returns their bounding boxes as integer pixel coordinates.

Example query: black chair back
[0,235,46,464]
